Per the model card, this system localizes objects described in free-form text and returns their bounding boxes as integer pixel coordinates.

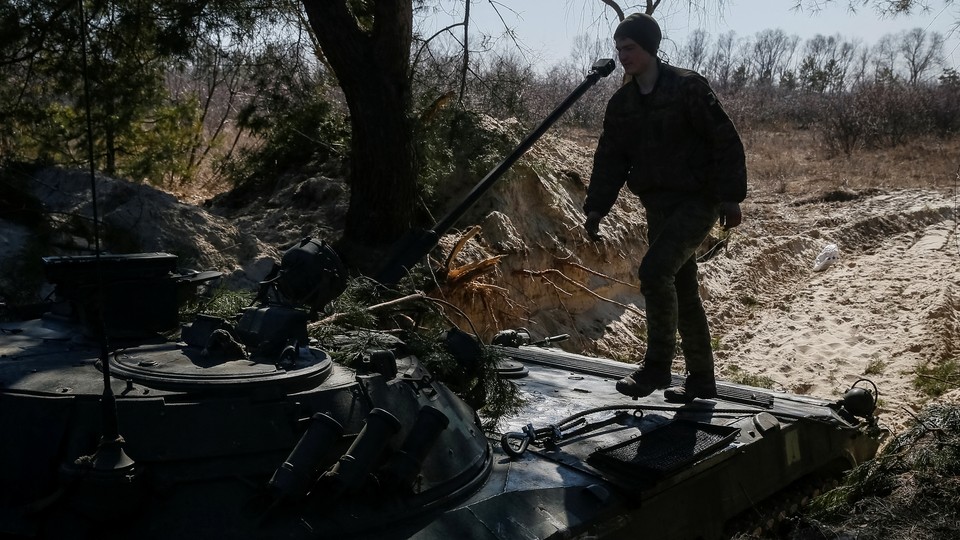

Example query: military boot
[663,372,717,403]
[615,364,672,398]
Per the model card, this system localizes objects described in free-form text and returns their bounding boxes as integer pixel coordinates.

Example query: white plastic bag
[812,243,840,272]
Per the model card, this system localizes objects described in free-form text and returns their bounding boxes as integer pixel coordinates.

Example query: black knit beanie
[613,13,661,56]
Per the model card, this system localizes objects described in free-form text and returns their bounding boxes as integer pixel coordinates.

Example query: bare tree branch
[460,0,471,104]
[598,0,625,21]
[311,293,426,327]
[484,0,527,53]
[411,21,466,80]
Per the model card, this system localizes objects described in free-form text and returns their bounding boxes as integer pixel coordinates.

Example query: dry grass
[170,122,958,207]
[745,130,960,196]
[557,125,960,200]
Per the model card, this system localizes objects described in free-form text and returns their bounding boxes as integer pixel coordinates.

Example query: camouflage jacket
[584,60,747,215]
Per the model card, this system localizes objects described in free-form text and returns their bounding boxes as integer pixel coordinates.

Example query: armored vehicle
[0,59,884,539]
[0,247,885,539]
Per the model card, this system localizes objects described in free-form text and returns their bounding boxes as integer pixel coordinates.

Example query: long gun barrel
[377,58,616,285]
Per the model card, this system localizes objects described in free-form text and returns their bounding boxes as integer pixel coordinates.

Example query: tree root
[557,258,639,289]
[442,225,503,285]
[517,268,644,317]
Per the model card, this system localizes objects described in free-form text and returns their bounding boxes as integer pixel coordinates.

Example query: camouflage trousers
[638,197,719,375]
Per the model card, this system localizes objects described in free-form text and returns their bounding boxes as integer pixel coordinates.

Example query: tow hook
[501,424,535,457]
[501,423,564,457]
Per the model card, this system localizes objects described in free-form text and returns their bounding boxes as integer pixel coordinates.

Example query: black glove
[584,211,603,241]
[719,202,742,230]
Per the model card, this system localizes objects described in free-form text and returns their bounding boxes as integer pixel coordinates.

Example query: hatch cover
[108,343,332,393]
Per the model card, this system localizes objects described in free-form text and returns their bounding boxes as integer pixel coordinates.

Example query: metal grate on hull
[588,420,740,479]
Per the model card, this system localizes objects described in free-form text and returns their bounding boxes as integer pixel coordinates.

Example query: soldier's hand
[719,202,742,230]
[584,211,604,241]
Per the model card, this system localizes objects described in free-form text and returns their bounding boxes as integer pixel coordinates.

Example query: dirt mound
[0,167,278,295]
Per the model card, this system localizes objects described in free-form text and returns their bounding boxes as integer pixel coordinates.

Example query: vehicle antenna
[75,0,136,475]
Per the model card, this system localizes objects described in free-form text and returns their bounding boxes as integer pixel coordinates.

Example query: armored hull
[455,346,883,539]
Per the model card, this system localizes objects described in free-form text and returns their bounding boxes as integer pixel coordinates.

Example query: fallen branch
[916,373,959,385]
[309,290,483,340]
[420,294,483,338]
[902,407,940,435]
[310,293,425,328]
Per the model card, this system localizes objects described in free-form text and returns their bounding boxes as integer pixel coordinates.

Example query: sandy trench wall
[432,134,656,360]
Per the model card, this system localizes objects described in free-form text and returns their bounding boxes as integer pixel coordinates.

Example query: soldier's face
[616,37,653,77]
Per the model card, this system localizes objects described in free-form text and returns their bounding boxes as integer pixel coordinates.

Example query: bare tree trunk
[301,0,416,248]
[105,100,116,176]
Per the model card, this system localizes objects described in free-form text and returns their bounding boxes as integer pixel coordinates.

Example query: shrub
[222,85,348,189]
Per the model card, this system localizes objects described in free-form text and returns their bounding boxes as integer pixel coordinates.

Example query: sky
[429,0,960,69]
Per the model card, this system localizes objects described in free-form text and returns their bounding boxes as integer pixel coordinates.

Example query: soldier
[583,13,747,402]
